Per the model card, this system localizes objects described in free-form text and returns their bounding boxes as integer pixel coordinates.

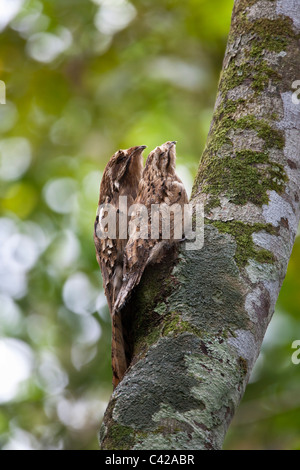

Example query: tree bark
[100,0,300,450]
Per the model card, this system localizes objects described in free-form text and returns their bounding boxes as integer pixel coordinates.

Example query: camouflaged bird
[114,141,189,314]
[94,145,146,388]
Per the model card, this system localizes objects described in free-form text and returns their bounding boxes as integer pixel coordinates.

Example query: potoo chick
[94,145,146,388]
[114,141,188,313]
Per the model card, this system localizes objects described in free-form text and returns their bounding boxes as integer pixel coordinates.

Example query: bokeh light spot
[43,178,78,214]
[0,338,34,403]
[26,28,72,63]
[0,137,31,181]
[94,0,136,35]
[63,272,100,315]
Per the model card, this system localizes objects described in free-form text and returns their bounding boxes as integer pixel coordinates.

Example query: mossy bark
[100,0,300,450]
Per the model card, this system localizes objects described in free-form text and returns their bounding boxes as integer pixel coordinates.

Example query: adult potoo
[94,145,146,388]
[114,141,189,313]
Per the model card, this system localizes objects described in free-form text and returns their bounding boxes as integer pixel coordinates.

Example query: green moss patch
[211,220,277,267]
[193,96,287,204]
[231,9,297,51]
[246,18,295,53]
[236,116,284,150]
[104,423,136,450]
[205,195,221,213]
[201,151,285,206]
[162,312,204,338]
[202,99,243,156]
[222,13,299,98]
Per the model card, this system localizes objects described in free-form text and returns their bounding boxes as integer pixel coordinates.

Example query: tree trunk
[100,0,300,450]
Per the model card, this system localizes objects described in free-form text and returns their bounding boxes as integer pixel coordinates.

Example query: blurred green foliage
[0,0,299,450]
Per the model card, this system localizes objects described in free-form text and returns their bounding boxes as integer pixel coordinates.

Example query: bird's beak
[126,146,147,173]
[159,141,176,154]
[129,145,147,158]
[168,141,177,148]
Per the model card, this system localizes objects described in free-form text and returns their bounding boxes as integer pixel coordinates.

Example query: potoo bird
[114,141,189,313]
[94,145,146,388]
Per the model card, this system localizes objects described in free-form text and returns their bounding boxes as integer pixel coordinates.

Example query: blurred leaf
[2,183,38,218]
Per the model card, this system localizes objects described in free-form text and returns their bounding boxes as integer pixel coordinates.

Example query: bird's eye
[179,191,181,195]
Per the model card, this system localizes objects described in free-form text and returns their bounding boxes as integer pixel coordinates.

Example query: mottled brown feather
[94,146,145,388]
[114,141,189,312]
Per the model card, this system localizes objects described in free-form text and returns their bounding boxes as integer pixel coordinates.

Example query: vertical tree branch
[100,0,300,450]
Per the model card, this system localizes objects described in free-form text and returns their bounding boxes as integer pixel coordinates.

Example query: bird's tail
[114,271,142,313]
[111,310,128,389]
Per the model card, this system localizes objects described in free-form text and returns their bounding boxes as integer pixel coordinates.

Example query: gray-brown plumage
[114,141,188,313]
[94,145,146,388]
